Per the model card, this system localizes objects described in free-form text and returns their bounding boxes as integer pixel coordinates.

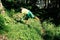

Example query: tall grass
[0,10,60,40]
[0,10,43,40]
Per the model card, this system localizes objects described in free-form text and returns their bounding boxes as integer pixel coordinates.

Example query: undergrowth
[0,10,60,40]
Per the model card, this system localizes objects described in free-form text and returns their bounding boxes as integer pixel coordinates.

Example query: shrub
[0,14,5,30]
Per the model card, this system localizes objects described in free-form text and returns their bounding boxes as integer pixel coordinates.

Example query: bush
[0,14,5,30]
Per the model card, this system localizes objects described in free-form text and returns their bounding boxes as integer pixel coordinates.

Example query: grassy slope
[0,11,43,40]
[0,10,60,40]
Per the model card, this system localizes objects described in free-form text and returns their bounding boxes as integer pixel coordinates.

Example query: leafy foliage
[0,10,43,40]
[0,0,60,40]
[0,14,5,30]
[0,9,60,40]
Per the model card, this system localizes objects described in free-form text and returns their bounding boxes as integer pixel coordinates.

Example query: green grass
[0,10,60,40]
[0,10,43,40]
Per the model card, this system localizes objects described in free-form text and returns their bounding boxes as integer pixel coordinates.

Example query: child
[20,7,39,24]
[21,7,35,19]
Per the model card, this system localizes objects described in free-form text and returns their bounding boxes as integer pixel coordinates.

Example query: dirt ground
[0,35,7,40]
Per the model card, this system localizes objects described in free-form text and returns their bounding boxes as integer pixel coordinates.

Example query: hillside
[0,1,60,40]
[0,10,44,40]
[0,9,60,40]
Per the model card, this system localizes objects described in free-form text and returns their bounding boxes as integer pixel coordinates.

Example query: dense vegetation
[0,0,60,40]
